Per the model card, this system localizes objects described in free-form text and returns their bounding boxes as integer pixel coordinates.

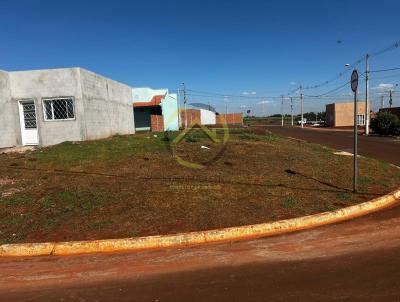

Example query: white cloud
[240,105,247,108]
[241,91,257,96]
[258,100,272,104]
[290,81,297,85]
[372,83,394,90]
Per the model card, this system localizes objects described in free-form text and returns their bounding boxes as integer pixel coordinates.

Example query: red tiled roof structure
[133,95,165,107]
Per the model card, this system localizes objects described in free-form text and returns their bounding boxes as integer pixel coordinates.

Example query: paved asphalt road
[1,127,399,301]
[265,126,400,166]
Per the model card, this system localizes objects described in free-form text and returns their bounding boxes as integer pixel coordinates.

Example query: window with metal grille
[43,98,75,121]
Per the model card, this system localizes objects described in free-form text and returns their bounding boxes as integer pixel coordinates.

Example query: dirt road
[265,126,400,166]
[1,204,400,301]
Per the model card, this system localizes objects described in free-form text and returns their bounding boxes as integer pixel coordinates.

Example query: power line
[290,39,400,94]
[183,40,400,105]
[369,67,400,73]
[369,40,400,58]
[303,77,359,98]
[186,89,283,99]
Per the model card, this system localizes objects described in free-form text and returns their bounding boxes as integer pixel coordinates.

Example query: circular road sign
[351,69,358,92]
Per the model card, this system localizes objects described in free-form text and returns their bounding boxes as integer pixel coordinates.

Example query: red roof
[134,95,165,107]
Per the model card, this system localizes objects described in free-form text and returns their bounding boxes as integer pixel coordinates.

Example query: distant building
[326,101,368,127]
[180,108,243,127]
[132,87,179,132]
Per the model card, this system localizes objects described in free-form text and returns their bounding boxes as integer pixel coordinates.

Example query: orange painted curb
[1,188,399,257]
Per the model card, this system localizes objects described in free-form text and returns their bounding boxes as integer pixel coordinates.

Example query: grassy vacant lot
[0,128,399,244]
[245,116,294,126]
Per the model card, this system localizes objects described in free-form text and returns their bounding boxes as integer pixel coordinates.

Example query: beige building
[326,101,368,127]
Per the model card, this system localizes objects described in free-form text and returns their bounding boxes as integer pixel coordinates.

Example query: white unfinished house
[132,87,179,132]
[0,68,135,148]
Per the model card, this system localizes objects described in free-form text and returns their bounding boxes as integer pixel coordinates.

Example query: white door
[19,100,39,146]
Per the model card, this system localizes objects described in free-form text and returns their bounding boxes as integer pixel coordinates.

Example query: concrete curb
[1,188,400,257]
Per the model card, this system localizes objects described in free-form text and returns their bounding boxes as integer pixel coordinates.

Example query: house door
[19,100,39,146]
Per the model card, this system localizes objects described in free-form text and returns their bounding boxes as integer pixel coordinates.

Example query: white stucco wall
[132,87,167,103]
[200,109,216,125]
[161,93,179,131]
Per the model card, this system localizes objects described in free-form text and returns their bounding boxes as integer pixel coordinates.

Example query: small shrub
[371,112,400,136]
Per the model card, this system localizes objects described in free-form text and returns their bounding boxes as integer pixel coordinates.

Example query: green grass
[282,197,298,209]
[0,195,33,206]
[238,133,280,142]
[28,134,173,168]
[358,176,375,185]
[41,190,113,215]
[336,192,352,201]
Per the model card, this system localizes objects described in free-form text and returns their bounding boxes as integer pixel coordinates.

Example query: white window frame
[42,97,76,122]
[357,114,365,126]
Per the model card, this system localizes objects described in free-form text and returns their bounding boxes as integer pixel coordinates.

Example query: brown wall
[326,102,368,127]
[150,115,164,132]
[216,113,243,125]
[180,110,243,127]
[180,109,201,126]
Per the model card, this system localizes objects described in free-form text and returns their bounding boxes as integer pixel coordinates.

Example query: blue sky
[1,0,400,114]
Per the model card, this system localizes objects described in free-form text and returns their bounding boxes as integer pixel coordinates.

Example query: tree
[371,111,400,135]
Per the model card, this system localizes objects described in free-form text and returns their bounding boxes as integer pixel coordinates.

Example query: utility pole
[389,89,393,108]
[182,83,187,128]
[365,54,370,135]
[380,95,384,109]
[177,88,181,128]
[351,69,359,193]
[300,86,304,128]
[354,87,358,192]
[281,95,284,126]
[290,97,294,126]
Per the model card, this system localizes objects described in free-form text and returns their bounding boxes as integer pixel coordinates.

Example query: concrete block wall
[9,68,85,146]
[80,69,135,141]
[0,71,19,148]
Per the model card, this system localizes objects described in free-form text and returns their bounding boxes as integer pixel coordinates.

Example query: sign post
[351,70,359,193]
